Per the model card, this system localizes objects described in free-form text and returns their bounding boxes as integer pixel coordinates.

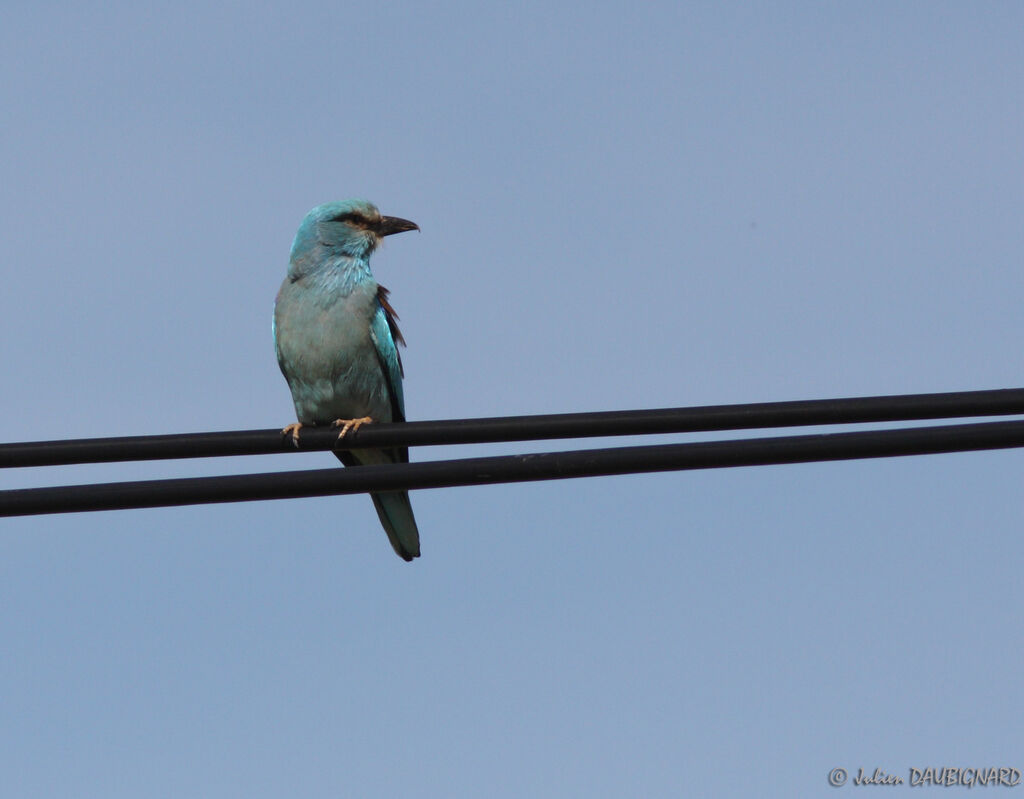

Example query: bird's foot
[281,422,304,447]
[332,416,374,440]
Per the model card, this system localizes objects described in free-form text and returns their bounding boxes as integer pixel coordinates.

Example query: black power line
[3,418,1024,518]
[4,386,1024,468]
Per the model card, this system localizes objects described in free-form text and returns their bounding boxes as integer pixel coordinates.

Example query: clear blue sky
[2,2,1022,796]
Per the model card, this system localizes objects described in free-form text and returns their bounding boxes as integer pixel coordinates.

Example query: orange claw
[281,422,304,447]
[333,416,374,440]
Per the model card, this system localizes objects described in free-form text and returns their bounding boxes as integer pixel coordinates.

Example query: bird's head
[289,200,419,269]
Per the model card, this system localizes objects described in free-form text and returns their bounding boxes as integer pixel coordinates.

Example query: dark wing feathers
[377,284,405,375]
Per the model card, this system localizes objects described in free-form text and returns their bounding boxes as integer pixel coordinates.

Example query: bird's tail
[369,491,421,562]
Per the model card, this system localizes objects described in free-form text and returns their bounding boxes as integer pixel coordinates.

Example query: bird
[273,200,421,561]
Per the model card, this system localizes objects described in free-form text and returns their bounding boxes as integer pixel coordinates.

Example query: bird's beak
[377,216,420,236]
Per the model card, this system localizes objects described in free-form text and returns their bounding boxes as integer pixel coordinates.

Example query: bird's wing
[271,306,284,373]
[369,284,406,425]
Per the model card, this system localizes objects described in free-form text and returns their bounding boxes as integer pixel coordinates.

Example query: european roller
[273,200,421,561]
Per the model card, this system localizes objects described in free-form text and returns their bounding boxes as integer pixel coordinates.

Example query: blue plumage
[274,200,421,561]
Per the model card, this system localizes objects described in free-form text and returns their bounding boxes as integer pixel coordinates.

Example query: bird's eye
[333,212,367,227]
